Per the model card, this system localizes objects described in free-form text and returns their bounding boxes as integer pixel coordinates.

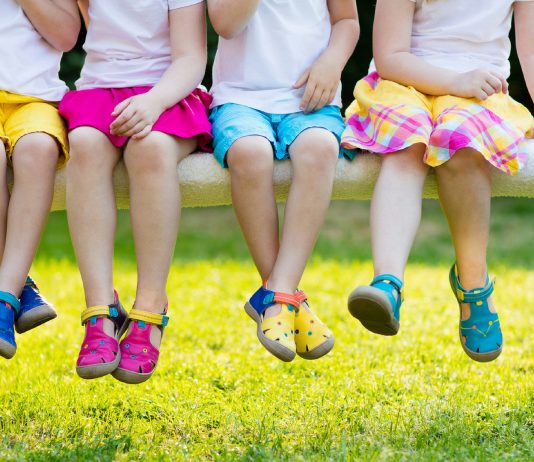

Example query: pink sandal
[112,307,169,384]
[76,291,129,379]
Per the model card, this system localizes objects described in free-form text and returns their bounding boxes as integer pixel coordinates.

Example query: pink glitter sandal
[76,291,129,379]
[112,307,169,385]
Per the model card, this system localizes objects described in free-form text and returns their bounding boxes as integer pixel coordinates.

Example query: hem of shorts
[152,128,213,153]
[426,142,523,176]
[341,136,429,156]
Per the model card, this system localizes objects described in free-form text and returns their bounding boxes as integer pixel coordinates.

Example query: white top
[77,0,203,90]
[210,0,341,114]
[0,0,68,101]
[407,0,534,78]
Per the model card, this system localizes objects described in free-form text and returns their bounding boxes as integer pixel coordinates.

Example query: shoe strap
[250,286,299,317]
[129,309,169,327]
[0,291,21,314]
[370,274,404,302]
[295,290,308,304]
[81,305,122,325]
[450,265,494,303]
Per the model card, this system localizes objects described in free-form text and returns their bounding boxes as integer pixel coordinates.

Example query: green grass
[1,199,533,461]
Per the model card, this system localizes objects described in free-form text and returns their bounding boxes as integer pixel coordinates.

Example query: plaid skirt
[341,72,534,175]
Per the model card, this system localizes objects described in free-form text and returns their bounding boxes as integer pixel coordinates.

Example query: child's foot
[449,264,502,362]
[245,286,298,362]
[347,274,403,336]
[0,292,20,359]
[15,276,57,334]
[112,306,169,385]
[76,291,129,379]
[294,290,334,359]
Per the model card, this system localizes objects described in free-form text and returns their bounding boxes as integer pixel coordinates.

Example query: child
[342,0,534,362]
[208,0,359,361]
[0,0,80,359]
[59,0,212,383]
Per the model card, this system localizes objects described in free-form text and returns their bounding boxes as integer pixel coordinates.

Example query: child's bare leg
[435,148,493,317]
[67,128,120,312]
[0,133,58,295]
[371,144,429,282]
[0,144,9,263]
[124,132,194,344]
[227,136,279,281]
[267,128,338,295]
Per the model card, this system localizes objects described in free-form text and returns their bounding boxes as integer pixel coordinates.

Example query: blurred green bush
[60,3,533,111]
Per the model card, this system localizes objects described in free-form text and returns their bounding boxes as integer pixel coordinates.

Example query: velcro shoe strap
[456,280,494,303]
[371,274,404,301]
[273,292,300,308]
[129,309,169,327]
[81,305,120,325]
[0,291,21,314]
[295,290,308,304]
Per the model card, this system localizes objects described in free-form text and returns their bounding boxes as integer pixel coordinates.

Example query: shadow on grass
[37,198,534,269]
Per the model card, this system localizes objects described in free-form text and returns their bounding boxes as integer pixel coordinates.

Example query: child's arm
[207,0,261,39]
[515,2,534,105]
[16,0,80,51]
[374,0,507,99]
[110,3,207,139]
[294,0,359,113]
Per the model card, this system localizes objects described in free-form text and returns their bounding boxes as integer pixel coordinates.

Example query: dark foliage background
[59,2,533,112]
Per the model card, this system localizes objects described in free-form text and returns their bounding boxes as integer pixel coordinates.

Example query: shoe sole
[76,354,121,379]
[76,314,130,380]
[15,305,57,334]
[112,367,155,384]
[244,302,296,362]
[347,286,399,336]
[297,335,335,360]
[0,339,16,359]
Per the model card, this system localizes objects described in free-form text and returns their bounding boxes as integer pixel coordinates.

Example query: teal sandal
[449,264,502,362]
[347,274,403,336]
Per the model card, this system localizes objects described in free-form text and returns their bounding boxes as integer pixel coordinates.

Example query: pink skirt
[59,86,213,152]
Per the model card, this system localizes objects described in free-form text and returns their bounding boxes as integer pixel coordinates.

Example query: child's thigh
[279,106,345,161]
[5,102,67,167]
[209,103,275,168]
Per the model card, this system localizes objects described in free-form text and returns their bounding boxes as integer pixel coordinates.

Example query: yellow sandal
[294,290,334,360]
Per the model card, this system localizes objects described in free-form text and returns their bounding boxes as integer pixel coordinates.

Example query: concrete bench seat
[43,142,534,211]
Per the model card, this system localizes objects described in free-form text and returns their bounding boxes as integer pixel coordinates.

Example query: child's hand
[294,54,341,113]
[451,69,508,101]
[110,93,166,139]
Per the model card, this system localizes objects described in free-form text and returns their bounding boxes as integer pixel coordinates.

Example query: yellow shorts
[0,91,69,167]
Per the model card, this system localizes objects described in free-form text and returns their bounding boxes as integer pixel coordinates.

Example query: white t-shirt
[0,0,68,101]
[210,0,341,114]
[407,0,534,78]
[76,0,203,90]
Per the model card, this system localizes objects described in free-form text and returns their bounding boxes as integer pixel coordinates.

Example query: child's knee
[12,133,59,170]
[290,129,339,172]
[125,134,176,175]
[68,128,115,172]
[227,136,273,178]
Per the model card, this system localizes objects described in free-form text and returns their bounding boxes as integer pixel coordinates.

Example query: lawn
[0,200,533,461]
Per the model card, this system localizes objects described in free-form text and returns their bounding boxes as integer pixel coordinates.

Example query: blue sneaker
[0,292,20,359]
[15,276,57,334]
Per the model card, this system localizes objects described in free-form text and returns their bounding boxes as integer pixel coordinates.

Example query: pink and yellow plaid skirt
[341,72,534,175]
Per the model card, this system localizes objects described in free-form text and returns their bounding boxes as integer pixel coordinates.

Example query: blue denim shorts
[209,103,353,167]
